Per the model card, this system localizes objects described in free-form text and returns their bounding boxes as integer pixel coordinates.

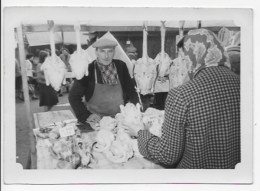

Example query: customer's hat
[92,38,118,48]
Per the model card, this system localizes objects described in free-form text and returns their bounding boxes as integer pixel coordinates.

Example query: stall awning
[63,32,89,45]
[26,32,63,46]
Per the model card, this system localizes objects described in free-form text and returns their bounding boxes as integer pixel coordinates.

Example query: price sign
[59,124,75,137]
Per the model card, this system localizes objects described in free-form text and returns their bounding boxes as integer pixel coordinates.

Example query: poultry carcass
[218,27,232,47]
[41,27,67,91]
[98,116,117,131]
[69,24,92,80]
[154,21,171,78]
[118,103,142,125]
[93,129,115,153]
[51,138,73,161]
[103,128,134,163]
[133,22,158,95]
[169,49,192,89]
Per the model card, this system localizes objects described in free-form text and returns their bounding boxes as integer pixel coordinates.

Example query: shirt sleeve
[120,61,139,104]
[137,88,187,166]
[68,80,91,123]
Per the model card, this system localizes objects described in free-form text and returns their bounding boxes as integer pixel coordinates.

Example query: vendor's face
[96,48,115,65]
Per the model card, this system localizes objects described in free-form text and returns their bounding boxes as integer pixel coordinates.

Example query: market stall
[16,20,240,169]
[33,109,163,169]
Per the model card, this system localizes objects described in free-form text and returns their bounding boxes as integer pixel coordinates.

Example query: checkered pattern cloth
[138,66,240,169]
[97,61,118,85]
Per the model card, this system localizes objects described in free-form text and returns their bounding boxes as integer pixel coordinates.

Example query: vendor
[69,38,139,126]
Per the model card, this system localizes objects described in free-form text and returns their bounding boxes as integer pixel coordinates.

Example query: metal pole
[17,24,37,169]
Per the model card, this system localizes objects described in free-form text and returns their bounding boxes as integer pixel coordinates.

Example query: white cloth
[25,60,33,77]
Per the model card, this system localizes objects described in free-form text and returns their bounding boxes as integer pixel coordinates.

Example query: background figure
[15,57,23,100]
[60,47,72,95]
[36,50,59,112]
[227,46,240,75]
[25,54,38,99]
[125,43,138,61]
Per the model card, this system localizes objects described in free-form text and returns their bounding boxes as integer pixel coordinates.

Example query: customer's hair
[39,50,49,63]
[26,54,34,60]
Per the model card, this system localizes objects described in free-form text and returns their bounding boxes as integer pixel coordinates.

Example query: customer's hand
[121,121,144,137]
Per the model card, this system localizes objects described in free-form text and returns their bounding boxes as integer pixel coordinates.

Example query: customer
[25,54,38,99]
[123,29,240,169]
[69,38,138,126]
[36,50,58,112]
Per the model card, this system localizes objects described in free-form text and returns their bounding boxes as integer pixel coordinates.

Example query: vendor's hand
[87,114,101,124]
[121,121,143,137]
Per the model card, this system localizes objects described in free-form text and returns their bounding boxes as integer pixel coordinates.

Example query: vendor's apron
[87,65,124,116]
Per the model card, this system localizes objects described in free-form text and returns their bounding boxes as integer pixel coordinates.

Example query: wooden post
[17,24,37,169]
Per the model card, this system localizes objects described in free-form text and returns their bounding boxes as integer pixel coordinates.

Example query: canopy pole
[17,24,37,169]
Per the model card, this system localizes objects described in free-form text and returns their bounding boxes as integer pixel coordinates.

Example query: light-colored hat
[92,38,118,48]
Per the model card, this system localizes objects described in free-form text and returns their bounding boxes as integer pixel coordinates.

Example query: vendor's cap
[92,38,118,48]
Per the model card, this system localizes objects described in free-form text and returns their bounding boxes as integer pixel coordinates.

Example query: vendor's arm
[137,88,187,166]
[68,79,91,123]
[120,60,139,104]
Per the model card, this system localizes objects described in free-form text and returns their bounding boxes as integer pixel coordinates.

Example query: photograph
[2,7,253,185]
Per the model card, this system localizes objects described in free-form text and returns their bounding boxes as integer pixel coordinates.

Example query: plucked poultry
[133,22,158,95]
[169,49,192,89]
[118,103,142,125]
[93,129,115,153]
[98,116,117,131]
[154,21,171,78]
[41,24,67,91]
[104,128,134,163]
[69,24,92,80]
[51,138,73,161]
[218,27,232,47]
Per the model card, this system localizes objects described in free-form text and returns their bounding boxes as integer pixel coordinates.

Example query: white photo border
[3,7,253,184]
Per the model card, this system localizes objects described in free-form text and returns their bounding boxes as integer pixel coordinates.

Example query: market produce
[93,129,115,152]
[154,21,172,78]
[52,138,73,161]
[119,103,142,125]
[169,49,192,89]
[105,139,133,163]
[218,27,232,47]
[69,24,92,80]
[98,116,117,131]
[70,153,81,168]
[133,22,158,95]
[41,25,67,91]
[56,160,74,169]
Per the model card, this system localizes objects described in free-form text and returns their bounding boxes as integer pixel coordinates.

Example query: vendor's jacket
[69,59,138,123]
[138,66,240,169]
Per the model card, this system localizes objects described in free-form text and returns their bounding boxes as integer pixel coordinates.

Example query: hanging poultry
[169,49,192,89]
[69,24,92,80]
[133,22,158,95]
[41,21,67,91]
[154,21,171,78]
